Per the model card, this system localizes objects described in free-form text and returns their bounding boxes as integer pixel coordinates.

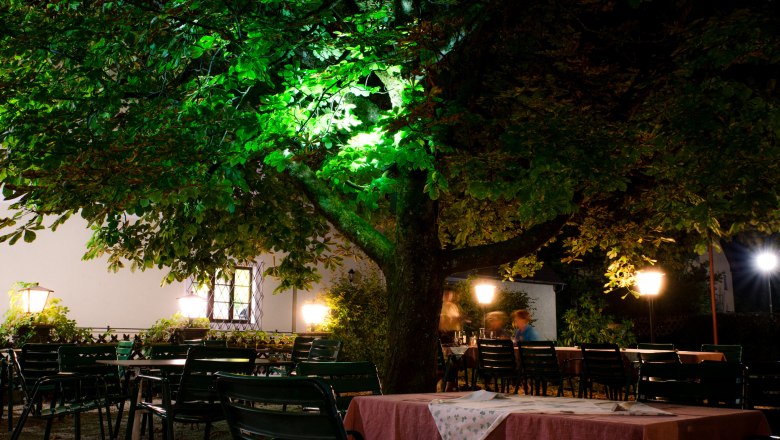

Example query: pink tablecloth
[343,392,770,440]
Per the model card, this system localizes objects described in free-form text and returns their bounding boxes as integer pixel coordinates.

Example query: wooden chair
[58,345,125,437]
[216,373,364,440]
[125,346,256,440]
[638,350,681,364]
[517,341,566,396]
[296,361,382,415]
[6,343,75,431]
[637,361,745,408]
[746,361,780,434]
[580,343,631,400]
[698,361,745,408]
[701,344,743,363]
[636,362,701,405]
[307,339,342,362]
[476,338,520,393]
[10,373,113,440]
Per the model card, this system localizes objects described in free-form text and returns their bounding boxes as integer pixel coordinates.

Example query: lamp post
[302,303,328,332]
[636,270,664,343]
[19,285,53,314]
[756,250,778,315]
[475,283,496,336]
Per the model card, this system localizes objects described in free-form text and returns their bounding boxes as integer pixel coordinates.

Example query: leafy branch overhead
[2,0,779,393]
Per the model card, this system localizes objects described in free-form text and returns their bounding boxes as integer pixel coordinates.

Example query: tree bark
[381,169,445,393]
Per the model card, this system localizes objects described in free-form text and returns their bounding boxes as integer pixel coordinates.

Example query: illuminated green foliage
[1,0,779,392]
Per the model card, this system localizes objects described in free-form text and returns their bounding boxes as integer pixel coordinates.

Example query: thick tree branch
[442,214,571,275]
[287,162,394,266]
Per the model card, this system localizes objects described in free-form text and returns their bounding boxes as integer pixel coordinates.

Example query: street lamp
[755,250,778,315]
[636,270,664,343]
[18,285,53,314]
[475,283,496,335]
[302,303,328,332]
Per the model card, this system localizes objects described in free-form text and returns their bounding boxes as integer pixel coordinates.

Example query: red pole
[708,238,719,344]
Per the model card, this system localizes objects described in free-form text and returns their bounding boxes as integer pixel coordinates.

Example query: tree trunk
[381,170,445,394]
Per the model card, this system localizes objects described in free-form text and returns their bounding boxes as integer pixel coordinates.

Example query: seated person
[511,309,541,344]
[484,311,512,339]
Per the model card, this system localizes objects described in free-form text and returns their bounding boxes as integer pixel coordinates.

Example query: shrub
[559,291,636,347]
[322,266,387,377]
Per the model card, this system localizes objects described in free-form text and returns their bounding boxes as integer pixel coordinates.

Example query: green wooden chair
[518,341,566,397]
[296,361,382,415]
[701,344,743,363]
[125,346,256,440]
[580,343,632,400]
[638,350,681,364]
[216,373,364,440]
[636,362,701,405]
[307,339,343,362]
[10,373,113,440]
[477,338,521,393]
[58,345,125,437]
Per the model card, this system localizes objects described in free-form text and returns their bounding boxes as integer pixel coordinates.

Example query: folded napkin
[428,392,511,440]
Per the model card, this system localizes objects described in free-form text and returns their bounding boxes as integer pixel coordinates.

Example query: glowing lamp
[178,292,208,319]
[475,284,496,304]
[19,286,53,314]
[636,270,664,296]
[302,303,328,331]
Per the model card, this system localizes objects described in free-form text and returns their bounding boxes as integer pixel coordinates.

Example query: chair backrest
[307,339,342,362]
[296,361,382,413]
[476,338,517,373]
[147,343,191,360]
[116,340,135,360]
[637,343,675,350]
[637,362,701,405]
[637,361,745,408]
[745,361,780,410]
[638,350,681,364]
[517,341,561,377]
[580,343,627,384]
[701,344,742,363]
[177,346,257,403]
[697,361,745,408]
[291,336,317,364]
[58,344,123,399]
[19,343,75,392]
[216,373,351,440]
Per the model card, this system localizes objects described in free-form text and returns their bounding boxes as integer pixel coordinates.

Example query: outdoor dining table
[343,391,771,440]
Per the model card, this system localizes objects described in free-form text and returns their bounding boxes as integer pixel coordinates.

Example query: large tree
[2,0,779,392]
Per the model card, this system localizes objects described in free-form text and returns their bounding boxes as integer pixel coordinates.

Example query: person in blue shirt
[511,309,540,343]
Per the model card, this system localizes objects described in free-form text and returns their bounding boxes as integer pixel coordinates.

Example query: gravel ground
[0,403,233,440]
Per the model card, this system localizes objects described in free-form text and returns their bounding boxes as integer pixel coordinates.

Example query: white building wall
[499,281,558,341]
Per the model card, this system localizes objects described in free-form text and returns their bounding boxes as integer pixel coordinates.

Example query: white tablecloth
[428,391,674,440]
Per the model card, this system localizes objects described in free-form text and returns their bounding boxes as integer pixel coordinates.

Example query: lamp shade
[636,270,665,296]
[302,303,328,327]
[19,286,53,314]
[475,283,496,304]
[178,293,208,319]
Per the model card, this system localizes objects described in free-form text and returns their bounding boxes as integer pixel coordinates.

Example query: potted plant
[140,312,212,345]
[1,282,90,346]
